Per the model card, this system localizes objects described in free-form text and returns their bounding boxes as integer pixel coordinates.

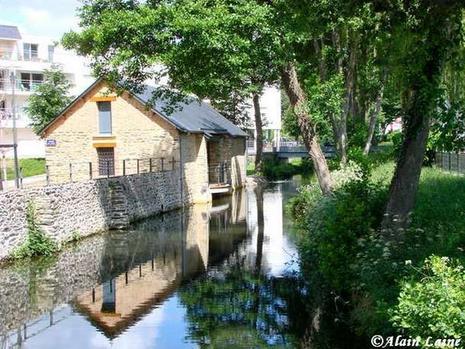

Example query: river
[0,180,311,349]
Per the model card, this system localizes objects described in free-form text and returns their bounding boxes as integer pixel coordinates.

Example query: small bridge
[247,141,336,159]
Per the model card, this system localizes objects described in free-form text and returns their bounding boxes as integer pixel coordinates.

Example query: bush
[262,157,313,181]
[388,131,403,158]
[293,178,387,291]
[391,256,465,339]
[13,201,57,259]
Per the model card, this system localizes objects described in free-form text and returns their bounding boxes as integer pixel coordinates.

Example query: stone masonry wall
[0,169,182,261]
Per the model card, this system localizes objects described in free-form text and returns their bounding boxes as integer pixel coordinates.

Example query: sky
[0,0,82,39]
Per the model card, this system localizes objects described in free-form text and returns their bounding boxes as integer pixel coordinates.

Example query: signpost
[11,72,20,189]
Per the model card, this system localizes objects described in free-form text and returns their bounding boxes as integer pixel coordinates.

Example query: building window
[48,45,54,62]
[19,72,43,91]
[97,147,115,176]
[0,70,5,90]
[98,101,112,135]
[23,43,38,61]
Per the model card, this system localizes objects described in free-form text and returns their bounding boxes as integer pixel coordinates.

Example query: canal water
[0,180,310,348]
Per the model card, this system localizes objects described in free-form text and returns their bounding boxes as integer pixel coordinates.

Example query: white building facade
[0,24,93,158]
[245,86,282,153]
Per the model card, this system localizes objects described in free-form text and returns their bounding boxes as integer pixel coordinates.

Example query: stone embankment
[0,170,182,261]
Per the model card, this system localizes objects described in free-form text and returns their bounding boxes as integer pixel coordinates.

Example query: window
[98,101,112,135]
[23,43,38,61]
[97,148,115,176]
[19,72,43,91]
[0,70,5,90]
[48,45,54,62]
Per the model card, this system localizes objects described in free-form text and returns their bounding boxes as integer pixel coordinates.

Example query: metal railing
[46,156,180,185]
[208,161,231,185]
[435,151,465,175]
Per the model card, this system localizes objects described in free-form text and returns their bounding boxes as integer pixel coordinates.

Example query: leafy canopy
[26,65,73,134]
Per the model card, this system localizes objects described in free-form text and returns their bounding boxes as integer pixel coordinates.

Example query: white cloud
[20,7,52,25]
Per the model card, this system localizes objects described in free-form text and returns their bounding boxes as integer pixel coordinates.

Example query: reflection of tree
[254,186,265,274]
[179,261,310,348]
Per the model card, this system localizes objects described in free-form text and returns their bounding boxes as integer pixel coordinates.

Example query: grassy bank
[289,151,465,343]
[5,158,45,180]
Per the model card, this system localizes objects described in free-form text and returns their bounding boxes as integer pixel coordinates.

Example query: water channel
[0,180,313,349]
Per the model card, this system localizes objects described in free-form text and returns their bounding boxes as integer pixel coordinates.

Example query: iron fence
[435,151,465,175]
[46,157,180,185]
[208,161,231,185]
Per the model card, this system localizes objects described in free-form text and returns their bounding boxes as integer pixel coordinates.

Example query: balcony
[0,79,43,93]
[0,108,30,128]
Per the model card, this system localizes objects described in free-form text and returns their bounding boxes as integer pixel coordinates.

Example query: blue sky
[0,0,82,39]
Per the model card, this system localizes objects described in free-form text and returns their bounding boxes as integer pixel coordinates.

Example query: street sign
[46,139,57,147]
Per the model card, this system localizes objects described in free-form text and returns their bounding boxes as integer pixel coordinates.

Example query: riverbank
[289,154,465,345]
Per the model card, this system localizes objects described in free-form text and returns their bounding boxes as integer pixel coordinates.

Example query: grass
[247,161,256,176]
[5,158,45,180]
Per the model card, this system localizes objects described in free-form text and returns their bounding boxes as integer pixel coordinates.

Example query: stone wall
[0,169,183,261]
[207,136,246,189]
[180,133,211,204]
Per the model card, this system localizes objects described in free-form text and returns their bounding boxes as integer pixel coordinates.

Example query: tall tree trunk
[383,62,442,229]
[252,93,264,174]
[363,79,385,154]
[333,29,352,165]
[281,62,333,195]
[382,93,431,229]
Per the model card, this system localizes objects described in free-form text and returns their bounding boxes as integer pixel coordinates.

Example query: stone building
[40,79,247,203]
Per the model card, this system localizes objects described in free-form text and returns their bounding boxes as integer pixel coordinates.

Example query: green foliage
[262,158,312,181]
[293,178,387,291]
[6,158,45,180]
[290,153,465,337]
[13,201,58,259]
[25,65,74,134]
[388,131,403,158]
[391,256,465,339]
[348,120,369,149]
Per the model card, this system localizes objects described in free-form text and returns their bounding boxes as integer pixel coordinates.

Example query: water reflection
[0,183,305,349]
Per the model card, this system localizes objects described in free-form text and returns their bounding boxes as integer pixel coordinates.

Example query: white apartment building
[245,86,282,152]
[0,24,93,158]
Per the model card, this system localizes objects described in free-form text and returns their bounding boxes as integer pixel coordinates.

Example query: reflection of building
[73,195,246,339]
[0,24,93,158]
[75,255,183,338]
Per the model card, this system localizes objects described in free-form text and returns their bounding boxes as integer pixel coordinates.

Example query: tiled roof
[0,25,21,40]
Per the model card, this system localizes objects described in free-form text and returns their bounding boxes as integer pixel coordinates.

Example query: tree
[64,0,281,174]
[26,65,73,133]
[63,0,337,193]
[382,0,465,228]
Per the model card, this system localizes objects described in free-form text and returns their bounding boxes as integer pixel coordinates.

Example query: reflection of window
[19,72,43,91]
[23,43,39,61]
[101,279,116,313]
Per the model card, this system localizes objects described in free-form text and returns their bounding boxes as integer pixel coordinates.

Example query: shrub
[389,131,403,158]
[295,178,387,291]
[391,256,465,339]
[13,201,57,259]
[262,157,313,181]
